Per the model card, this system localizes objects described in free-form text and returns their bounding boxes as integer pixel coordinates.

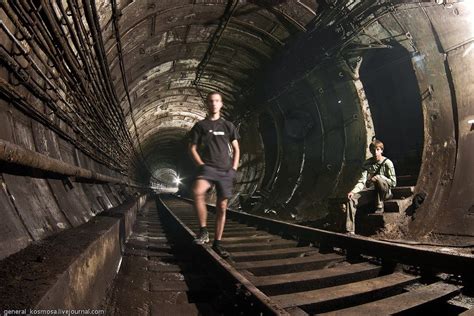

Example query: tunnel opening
[359,41,424,187]
[150,167,180,193]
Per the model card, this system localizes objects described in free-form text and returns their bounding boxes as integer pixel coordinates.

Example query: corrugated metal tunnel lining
[1,0,474,262]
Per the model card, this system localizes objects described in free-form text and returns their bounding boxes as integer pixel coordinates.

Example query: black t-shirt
[189,117,240,171]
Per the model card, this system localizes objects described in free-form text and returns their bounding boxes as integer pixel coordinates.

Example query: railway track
[103,199,228,315]
[105,195,474,315]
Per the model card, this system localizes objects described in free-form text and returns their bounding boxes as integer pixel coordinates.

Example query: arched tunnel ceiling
[96,0,317,172]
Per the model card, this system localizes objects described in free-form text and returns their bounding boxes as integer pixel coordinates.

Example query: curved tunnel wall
[0,1,146,260]
[255,57,369,219]
[0,99,140,260]
[251,2,474,238]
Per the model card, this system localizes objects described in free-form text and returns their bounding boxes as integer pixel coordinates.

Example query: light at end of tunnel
[468,119,474,131]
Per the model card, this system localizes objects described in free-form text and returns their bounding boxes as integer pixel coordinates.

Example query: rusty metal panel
[31,121,94,226]
[74,149,115,212]
[108,183,125,204]
[95,184,114,210]
[102,183,121,206]
[266,93,306,211]
[47,179,94,226]
[0,104,32,259]
[1,112,71,239]
[57,137,77,166]
[435,43,474,236]
[0,177,32,259]
[0,103,15,142]
[2,173,70,240]
[75,148,94,170]
[388,7,458,236]
[303,66,346,202]
[12,115,35,150]
[79,182,112,214]
[423,4,474,53]
[31,121,61,160]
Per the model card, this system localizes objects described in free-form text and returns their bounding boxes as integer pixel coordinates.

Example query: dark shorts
[195,165,236,199]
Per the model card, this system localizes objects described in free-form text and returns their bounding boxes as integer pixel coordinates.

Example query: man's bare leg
[214,197,228,241]
[192,179,212,228]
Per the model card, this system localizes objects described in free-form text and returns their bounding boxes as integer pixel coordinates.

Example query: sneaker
[212,244,230,258]
[193,231,209,245]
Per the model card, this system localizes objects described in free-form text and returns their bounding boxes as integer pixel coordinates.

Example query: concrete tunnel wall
[0,0,473,263]
[0,100,142,260]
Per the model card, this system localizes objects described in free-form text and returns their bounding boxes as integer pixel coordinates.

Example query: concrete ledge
[99,194,147,247]
[0,194,147,311]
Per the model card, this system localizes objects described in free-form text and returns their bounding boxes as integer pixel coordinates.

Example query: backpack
[365,158,387,187]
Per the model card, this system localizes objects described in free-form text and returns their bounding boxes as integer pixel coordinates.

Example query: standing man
[345,139,396,234]
[188,91,240,258]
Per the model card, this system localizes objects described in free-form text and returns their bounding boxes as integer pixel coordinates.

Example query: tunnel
[1,0,473,313]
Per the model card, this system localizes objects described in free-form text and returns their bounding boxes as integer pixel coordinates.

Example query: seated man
[345,139,397,234]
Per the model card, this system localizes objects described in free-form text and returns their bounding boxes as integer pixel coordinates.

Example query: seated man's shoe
[193,231,209,245]
[212,243,230,258]
[375,207,384,214]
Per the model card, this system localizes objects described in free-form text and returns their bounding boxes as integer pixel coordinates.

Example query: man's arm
[188,123,204,166]
[350,170,367,195]
[231,139,240,170]
[348,160,369,198]
[188,143,205,166]
[379,160,397,187]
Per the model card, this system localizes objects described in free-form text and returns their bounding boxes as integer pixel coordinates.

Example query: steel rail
[160,195,473,314]
[176,196,474,277]
[156,195,291,316]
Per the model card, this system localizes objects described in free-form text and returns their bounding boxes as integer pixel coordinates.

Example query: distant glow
[174,177,182,185]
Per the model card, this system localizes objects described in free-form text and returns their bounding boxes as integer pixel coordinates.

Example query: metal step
[383,198,412,213]
[391,186,415,199]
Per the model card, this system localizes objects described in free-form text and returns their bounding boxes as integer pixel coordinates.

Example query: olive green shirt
[351,157,397,194]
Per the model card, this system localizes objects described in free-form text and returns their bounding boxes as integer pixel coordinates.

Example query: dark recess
[359,41,424,186]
